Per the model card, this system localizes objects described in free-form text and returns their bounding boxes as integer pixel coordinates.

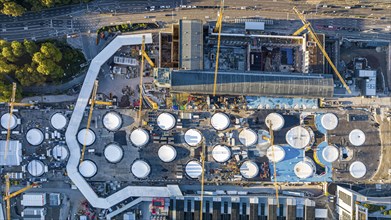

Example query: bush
[382,210,391,216]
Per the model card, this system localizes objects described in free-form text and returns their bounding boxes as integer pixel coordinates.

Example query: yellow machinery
[199,2,225,217]
[212,0,224,96]
[138,35,157,125]
[266,120,280,208]
[4,175,10,220]
[80,80,112,162]
[4,175,38,220]
[292,7,351,94]
[4,83,33,160]
[199,138,206,220]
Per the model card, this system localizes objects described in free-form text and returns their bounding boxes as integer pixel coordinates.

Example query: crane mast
[267,120,280,208]
[212,0,224,96]
[3,175,38,220]
[292,7,352,94]
[80,80,112,162]
[138,35,156,125]
[199,138,206,220]
[4,83,33,160]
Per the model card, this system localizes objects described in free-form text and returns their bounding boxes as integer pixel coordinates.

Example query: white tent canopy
[157,113,176,130]
[211,113,230,131]
[239,129,257,147]
[349,161,366,178]
[131,160,151,178]
[51,113,67,130]
[349,129,366,146]
[158,145,177,162]
[103,112,122,131]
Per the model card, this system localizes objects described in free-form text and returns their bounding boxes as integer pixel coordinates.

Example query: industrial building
[170,70,334,98]
[336,185,391,220]
[153,19,337,98]
[179,19,204,70]
[21,193,47,207]
[168,195,327,220]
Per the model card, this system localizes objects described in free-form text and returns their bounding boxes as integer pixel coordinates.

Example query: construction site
[1,1,391,220]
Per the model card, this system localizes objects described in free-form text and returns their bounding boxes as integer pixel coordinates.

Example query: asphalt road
[0,0,390,41]
[0,0,184,41]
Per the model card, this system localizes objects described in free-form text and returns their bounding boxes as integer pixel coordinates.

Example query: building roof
[179,20,203,70]
[0,140,22,166]
[170,70,334,98]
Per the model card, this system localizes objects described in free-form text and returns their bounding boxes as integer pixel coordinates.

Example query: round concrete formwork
[26,128,44,146]
[130,128,149,147]
[131,160,151,179]
[27,160,45,177]
[184,129,203,147]
[265,113,285,131]
[1,113,17,130]
[50,113,67,130]
[240,161,259,179]
[104,143,124,163]
[103,111,122,131]
[158,145,177,163]
[212,145,231,163]
[79,160,98,178]
[77,129,96,146]
[239,128,257,147]
[157,112,176,130]
[211,112,230,131]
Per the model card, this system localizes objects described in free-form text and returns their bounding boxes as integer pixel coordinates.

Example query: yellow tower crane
[212,0,224,96]
[4,175,10,220]
[4,83,33,160]
[138,35,157,125]
[80,80,112,163]
[199,138,206,220]
[292,7,351,94]
[3,175,38,220]
[266,120,280,208]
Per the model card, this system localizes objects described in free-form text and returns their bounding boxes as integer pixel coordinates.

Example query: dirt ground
[370,115,391,183]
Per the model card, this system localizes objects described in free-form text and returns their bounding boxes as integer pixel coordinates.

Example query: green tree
[15,64,46,86]
[32,52,46,64]
[1,2,26,17]
[25,0,44,12]
[2,47,17,62]
[23,39,38,55]
[11,41,26,58]
[36,59,63,78]
[0,40,10,49]
[0,80,12,102]
[40,0,56,7]
[0,59,16,74]
[40,42,62,62]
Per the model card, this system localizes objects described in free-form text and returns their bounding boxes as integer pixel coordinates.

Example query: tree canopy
[0,0,93,16]
[0,38,86,100]
[1,2,26,17]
